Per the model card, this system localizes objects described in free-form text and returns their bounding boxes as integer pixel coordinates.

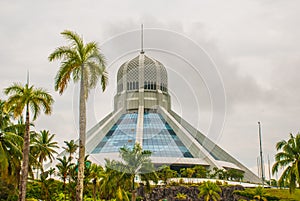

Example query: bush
[176,193,187,199]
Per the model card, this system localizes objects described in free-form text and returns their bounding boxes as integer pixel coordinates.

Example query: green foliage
[272,133,300,193]
[198,181,221,201]
[209,167,244,181]
[49,29,108,201]
[0,180,18,201]
[157,165,177,184]
[26,179,64,201]
[176,192,187,199]
[234,188,281,201]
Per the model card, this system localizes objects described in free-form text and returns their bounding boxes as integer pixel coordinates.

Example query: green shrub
[176,193,187,199]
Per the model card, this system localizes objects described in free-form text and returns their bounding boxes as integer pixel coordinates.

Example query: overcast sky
[1,0,300,178]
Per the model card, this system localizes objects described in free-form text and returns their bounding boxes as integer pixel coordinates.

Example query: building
[76,49,261,183]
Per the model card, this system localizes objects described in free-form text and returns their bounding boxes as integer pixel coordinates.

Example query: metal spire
[258,121,265,186]
[140,24,144,54]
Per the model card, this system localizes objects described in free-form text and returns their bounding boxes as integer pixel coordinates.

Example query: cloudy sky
[1,0,299,178]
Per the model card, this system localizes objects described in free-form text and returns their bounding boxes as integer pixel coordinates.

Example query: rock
[137,184,247,201]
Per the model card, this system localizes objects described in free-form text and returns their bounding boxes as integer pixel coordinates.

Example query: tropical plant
[198,181,221,201]
[56,156,74,201]
[117,143,155,201]
[193,165,207,178]
[253,186,267,201]
[210,167,227,180]
[49,30,108,201]
[4,82,54,201]
[48,167,56,178]
[100,159,130,200]
[176,192,187,199]
[0,100,23,183]
[272,133,300,193]
[180,167,195,178]
[89,164,104,201]
[63,139,78,162]
[226,168,244,181]
[157,165,177,184]
[32,130,58,174]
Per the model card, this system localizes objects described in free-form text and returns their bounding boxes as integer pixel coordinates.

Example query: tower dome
[114,53,171,111]
[117,53,168,93]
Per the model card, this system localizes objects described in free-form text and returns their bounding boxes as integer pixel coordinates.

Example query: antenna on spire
[140,24,144,54]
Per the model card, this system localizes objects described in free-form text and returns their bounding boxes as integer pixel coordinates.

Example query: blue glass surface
[143,113,193,158]
[91,113,137,153]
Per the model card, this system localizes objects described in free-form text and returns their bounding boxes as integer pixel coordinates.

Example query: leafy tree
[272,133,300,193]
[157,165,177,184]
[198,181,221,201]
[193,165,207,178]
[253,186,267,201]
[89,164,104,201]
[32,130,58,173]
[48,167,56,178]
[4,82,54,201]
[99,159,130,200]
[49,30,108,201]
[63,139,78,162]
[180,167,195,178]
[0,100,23,183]
[117,143,155,201]
[56,156,74,201]
[0,130,23,180]
[226,169,244,181]
[210,167,227,180]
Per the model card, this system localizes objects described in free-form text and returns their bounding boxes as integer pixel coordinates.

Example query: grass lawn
[264,188,300,201]
[241,188,300,201]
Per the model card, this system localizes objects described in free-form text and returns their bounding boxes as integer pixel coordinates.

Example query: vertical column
[136,54,145,146]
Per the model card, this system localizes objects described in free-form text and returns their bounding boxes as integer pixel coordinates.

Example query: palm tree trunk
[76,65,86,201]
[64,178,66,201]
[18,105,30,201]
[132,176,136,201]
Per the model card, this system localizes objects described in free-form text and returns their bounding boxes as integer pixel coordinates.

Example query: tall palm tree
[49,30,108,201]
[272,133,300,193]
[118,143,154,201]
[63,139,78,162]
[198,181,221,201]
[4,82,54,201]
[33,130,58,173]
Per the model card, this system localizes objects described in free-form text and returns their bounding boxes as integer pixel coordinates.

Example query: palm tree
[63,139,78,162]
[0,125,23,185]
[56,156,74,201]
[198,181,221,201]
[89,164,103,201]
[157,165,177,184]
[100,159,130,201]
[253,186,267,201]
[4,82,54,201]
[48,167,55,178]
[0,99,23,184]
[272,133,300,193]
[118,143,154,201]
[33,130,58,174]
[49,30,108,201]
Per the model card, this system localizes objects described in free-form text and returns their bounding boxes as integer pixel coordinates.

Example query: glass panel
[91,113,137,153]
[143,112,193,158]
